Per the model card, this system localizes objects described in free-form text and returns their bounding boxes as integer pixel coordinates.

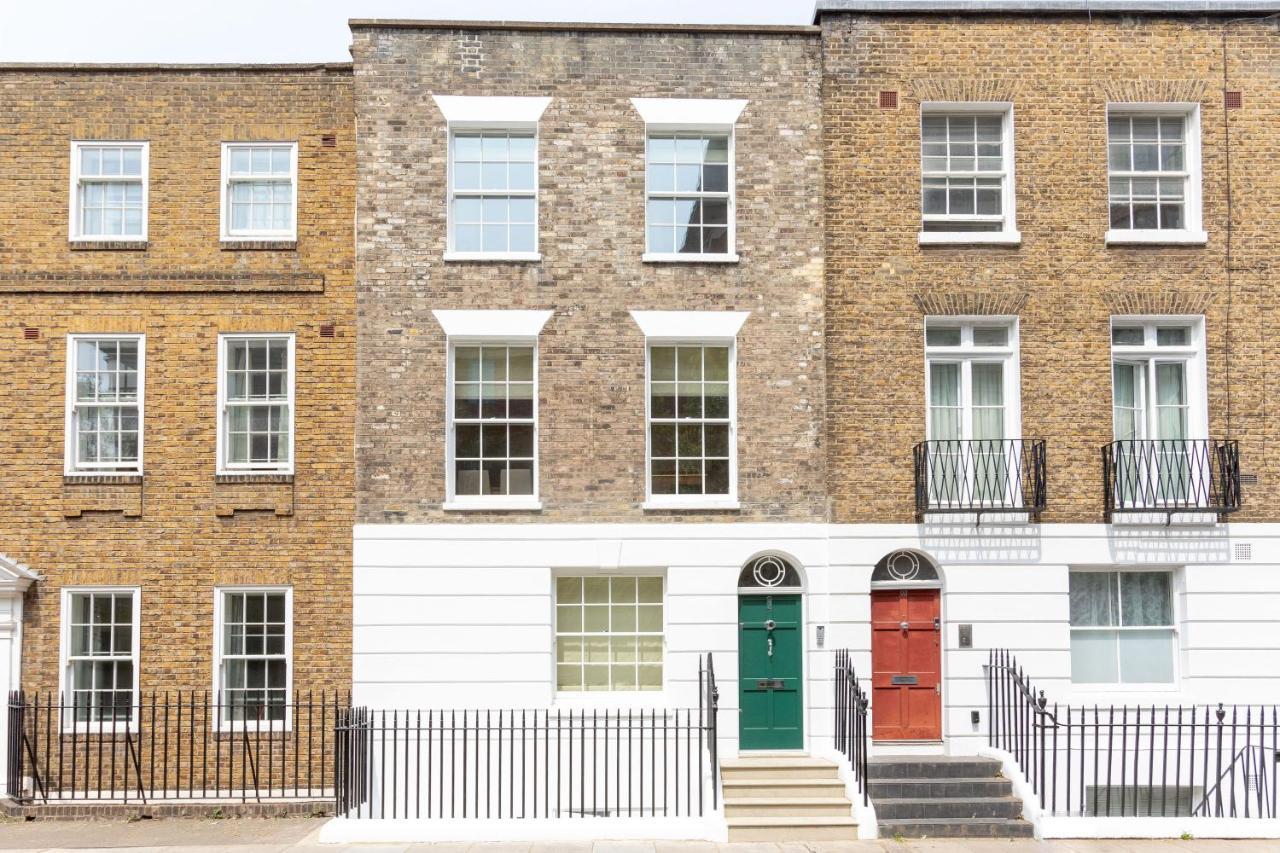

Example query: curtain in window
[1070,571,1175,684]
[970,362,1005,502]
[928,363,961,504]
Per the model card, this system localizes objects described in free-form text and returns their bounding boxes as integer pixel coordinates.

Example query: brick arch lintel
[912,290,1029,316]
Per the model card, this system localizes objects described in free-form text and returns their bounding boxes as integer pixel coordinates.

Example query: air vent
[22,327,39,340]
[1234,542,1252,562]
[879,90,899,110]
[1239,472,1258,486]
[1224,91,1243,110]
[319,323,336,338]
[321,133,337,147]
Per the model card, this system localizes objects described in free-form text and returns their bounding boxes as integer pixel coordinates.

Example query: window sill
[642,253,739,264]
[64,473,143,485]
[642,497,740,512]
[1105,229,1208,246]
[443,251,542,263]
[220,239,297,251]
[443,498,543,512]
[215,472,295,484]
[69,240,148,251]
[918,231,1021,246]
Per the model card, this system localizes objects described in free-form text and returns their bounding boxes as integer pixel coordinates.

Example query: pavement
[1,817,1277,853]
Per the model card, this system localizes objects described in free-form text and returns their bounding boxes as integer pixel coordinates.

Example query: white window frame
[1105,103,1206,246]
[641,129,737,263]
[68,141,149,242]
[219,142,298,242]
[552,573,667,700]
[212,586,293,732]
[1068,567,1180,690]
[59,586,141,732]
[1109,316,1208,444]
[918,102,1020,246]
[64,334,146,476]
[215,333,296,475]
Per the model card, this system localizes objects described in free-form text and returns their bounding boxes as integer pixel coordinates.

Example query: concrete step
[868,776,1013,800]
[723,796,854,818]
[726,816,859,842]
[868,756,1003,779]
[878,817,1035,839]
[873,796,1023,821]
[722,778,849,799]
[721,757,840,781]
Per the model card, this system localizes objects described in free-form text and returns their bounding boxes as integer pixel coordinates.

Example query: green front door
[738,594,803,750]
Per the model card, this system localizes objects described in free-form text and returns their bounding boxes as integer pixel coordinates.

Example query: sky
[0,1,818,63]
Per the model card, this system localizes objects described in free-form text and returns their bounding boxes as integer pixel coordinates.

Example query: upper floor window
[66,335,144,476]
[920,105,1018,245]
[62,588,139,726]
[647,344,734,502]
[221,143,297,241]
[645,133,731,258]
[1110,318,1206,445]
[217,334,295,475]
[70,142,147,241]
[449,344,537,503]
[449,130,537,258]
[1106,105,1205,245]
[632,98,746,263]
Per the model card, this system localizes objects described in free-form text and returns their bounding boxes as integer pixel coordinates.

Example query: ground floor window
[1069,570,1175,684]
[215,587,291,723]
[63,588,139,724]
[555,576,663,692]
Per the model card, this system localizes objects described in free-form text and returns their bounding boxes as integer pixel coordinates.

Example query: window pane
[972,327,1008,347]
[925,326,961,347]
[1119,629,1175,683]
[1070,572,1116,627]
[1120,572,1172,626]
[1071,630,1120,683]
[1111,327,1145,346]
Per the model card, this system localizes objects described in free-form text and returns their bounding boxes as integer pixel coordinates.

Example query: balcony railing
[914,439,1047,522]
[1102,439,1241,523]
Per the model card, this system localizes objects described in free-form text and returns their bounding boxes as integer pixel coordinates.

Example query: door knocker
[765,619,776,657]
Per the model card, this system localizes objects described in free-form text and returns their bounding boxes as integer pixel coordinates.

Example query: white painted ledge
[442,498,543,512]
[629,310,749,340]
[918,230,1022,246]
[630,97,747,128]
[432,95,551,126]
[1106,229,1208,246]
[443,251,542,263]
[432,309,553,339]
[642,252,739,264]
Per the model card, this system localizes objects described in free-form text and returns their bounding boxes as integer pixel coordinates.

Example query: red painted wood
[870,588,942,741]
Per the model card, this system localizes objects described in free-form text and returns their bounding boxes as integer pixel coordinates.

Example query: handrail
[914,438,1047,522]
[1102,438,1242,522]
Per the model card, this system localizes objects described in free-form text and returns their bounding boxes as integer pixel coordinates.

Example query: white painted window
[647,344,735,502]
[214,587,291,726]
[645,133,732,257]
[69,142,148,241]
[919,104,1018,244]
[221,142,297,241]
[1106,105,1205,245]
[923,320,1020,506]
[65,335,144,475]
[448,130,538,258]
[1070,570,1176,684]
[217,334,295,474]
[61,588,139,725]
[555,576,663,693]
[448,343,537,501]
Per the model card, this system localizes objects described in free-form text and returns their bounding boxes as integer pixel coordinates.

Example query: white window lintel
[630,97,747,130]
[629,310,749,342]
[433,95,551,128]
[432,309,553,341]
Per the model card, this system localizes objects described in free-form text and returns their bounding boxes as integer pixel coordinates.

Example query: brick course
[0,67,355,694]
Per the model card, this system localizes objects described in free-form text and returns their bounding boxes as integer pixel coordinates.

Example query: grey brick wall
[352,24,827,523]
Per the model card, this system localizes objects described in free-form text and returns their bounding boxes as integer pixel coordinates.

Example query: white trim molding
[918,101,1020,246]
[64,333,146,477]
[68,140,150,243]
[219,141,299,243]
[212,585,294,732]
[432,95,551,127]
[629,310,749,341]
[630,98,747,130]
[432,309,553,341]
[58,586,141,733]
[215,332,297,476]
[1104,102,1205,246]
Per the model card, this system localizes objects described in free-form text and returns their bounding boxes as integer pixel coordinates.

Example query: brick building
[0,64,355,796]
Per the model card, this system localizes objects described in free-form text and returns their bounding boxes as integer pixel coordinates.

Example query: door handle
[900,620,909,633]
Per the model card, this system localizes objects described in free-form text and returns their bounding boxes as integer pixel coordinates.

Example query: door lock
[764,619,776,631]
[900,620,909,633]
[934,617,941,632]
[764,619,776,658]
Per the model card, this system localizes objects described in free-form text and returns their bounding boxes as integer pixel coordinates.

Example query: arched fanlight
[738,554,802,590]
[871,549,941,585]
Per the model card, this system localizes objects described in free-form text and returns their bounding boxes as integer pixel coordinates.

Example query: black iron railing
[335,655,721,820]
[914,439,1047,522]
[1102,439,1241,522]
[6,690,348,804]
[833,649,869,805]
[987,650,1277,819]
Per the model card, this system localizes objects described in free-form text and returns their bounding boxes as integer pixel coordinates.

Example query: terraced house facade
[0,64,356,803]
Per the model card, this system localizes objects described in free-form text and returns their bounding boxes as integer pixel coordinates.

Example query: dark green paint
[738,594,803,750]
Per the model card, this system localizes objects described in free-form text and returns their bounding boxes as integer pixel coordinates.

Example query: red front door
[871,589,942,741]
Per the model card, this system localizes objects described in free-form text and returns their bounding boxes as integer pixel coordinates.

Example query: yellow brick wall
[0,67,355,695]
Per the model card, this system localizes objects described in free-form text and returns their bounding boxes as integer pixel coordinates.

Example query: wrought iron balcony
[913,439,1047,522]
[1102,438,1241,523]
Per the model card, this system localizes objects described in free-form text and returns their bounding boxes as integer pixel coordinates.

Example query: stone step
[873,796,1023,821]
[726,816,859,842]
[721,757,840,781]
[868,776,1013,800]
[723,796,853,818]
[722,778,849,799]
[878,817,1035,839]
[867,757,1003,779]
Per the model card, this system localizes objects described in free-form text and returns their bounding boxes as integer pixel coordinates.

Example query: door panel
[871,589,941,741]
[738,594,803,750]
